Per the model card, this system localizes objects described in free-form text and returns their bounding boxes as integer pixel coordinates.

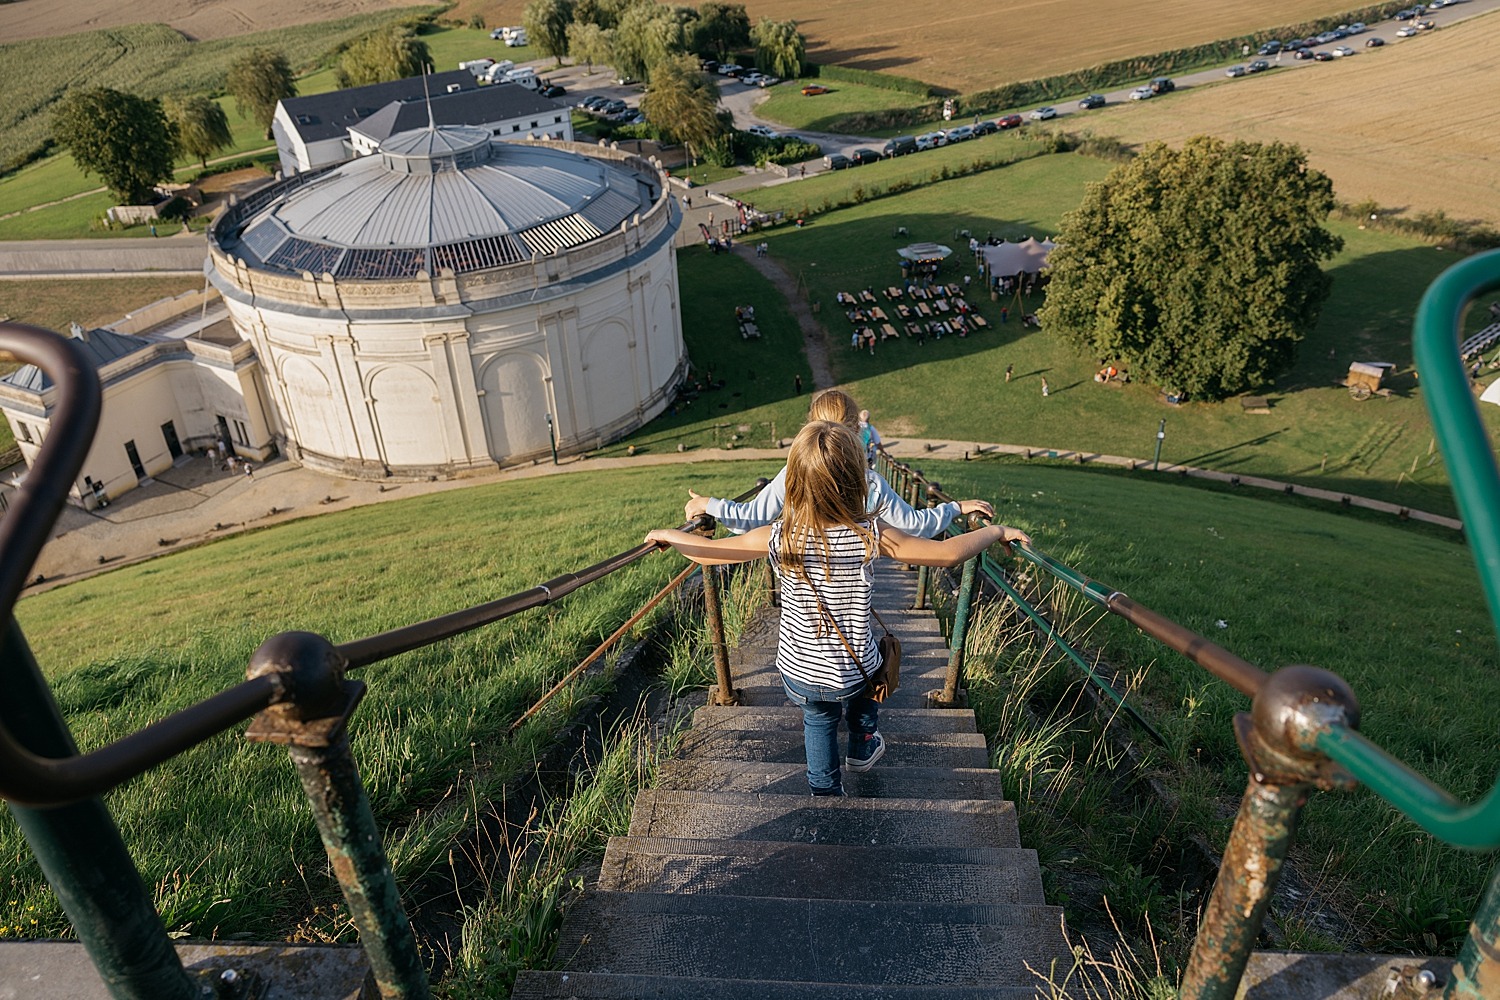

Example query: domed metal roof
[220,126,654,280]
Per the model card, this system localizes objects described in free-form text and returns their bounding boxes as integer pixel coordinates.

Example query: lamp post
[1153,419,1166,471]
[546,413,558,466]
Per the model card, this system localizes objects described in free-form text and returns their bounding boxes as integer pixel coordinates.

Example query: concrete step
[721,671,971,712]
[552,891,1067,984]
[676,728,988,769]
[692,705,976,733]
[628,789,1020,847]
[656,760,1007,799]
[512,971,1050,999]
[597,837,1046,904]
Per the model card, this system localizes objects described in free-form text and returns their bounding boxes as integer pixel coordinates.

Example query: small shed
[1343,361,1394,399]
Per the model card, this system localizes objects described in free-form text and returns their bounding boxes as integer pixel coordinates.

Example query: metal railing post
[245,633,429,999]
[934,544,979,708]
[1447,862,1500,999]
[702,563,740,705]
[914,484,940,610]
[1,620,204,1000]
[1181,666,1358,1000]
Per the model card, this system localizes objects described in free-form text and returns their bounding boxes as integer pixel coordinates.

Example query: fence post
[1447,862,1500,1000]
[1,620,205,1000]
[935,545,979,708]
[1181,666,1358,1000]
[914,484,939,611]
[701,563,740,706]
[245,632,430,999]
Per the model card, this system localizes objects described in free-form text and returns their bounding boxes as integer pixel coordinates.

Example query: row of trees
[524,0,804,85]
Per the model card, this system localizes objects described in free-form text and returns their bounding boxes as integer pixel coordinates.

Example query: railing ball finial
[247,631,347,721]
[1241,664,1360,791]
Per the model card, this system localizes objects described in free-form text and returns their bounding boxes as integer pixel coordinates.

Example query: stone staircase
[512,561,1069,998]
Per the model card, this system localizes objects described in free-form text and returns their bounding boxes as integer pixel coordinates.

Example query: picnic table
[880,323,901,340]
[871,307,889,322]
[885,286,904,300]
[934,299,950,313]
[896,304,914,321]
[910,286,930,301]
[916,302,933,318]
[836,291,857,306]
[969,313,989,330]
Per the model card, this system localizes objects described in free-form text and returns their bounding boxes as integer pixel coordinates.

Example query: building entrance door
[124,440,146,482]
[161,421,183,460]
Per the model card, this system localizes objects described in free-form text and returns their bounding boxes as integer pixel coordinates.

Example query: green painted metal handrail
[1311,248,1500,852]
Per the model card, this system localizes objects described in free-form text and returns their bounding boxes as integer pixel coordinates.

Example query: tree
[567,22,615,74]
[694,2,749,61]
[614,3,691,81]
[226,48,297,140]
[750,17,805,80]
[523,0,575,65]
[52,88,177,204]
[1039,136,1344,400]
[164,95,232,169]
[335,26,431,89]
[639,53,724,162]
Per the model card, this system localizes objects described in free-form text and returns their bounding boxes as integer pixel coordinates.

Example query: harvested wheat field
[459,0,1353,92]
[1095,14,1500,228]
[0,0,425,43]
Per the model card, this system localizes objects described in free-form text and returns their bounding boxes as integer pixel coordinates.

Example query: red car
[995,114,1023,130]
[801,84,829,96]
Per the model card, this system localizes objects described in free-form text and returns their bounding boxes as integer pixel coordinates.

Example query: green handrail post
[935,541,979,708]
[1182,666,1359,1000]
[1,619,203,1000]
[1449,863,1500,1000]
[245,633,429,999]
[914,485,939,611]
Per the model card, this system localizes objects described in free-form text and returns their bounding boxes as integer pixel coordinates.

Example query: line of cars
[700,59,780,88]
[576,94,644,125]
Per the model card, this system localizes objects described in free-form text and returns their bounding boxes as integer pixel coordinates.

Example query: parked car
[1313,50,1335,60]
[1347,21,1366,32]
[717,63,742,76]
[1332,45,1355,56]
[746,124,779,138]
[1396,6,1421,18]
[915,131,947,149]
[1415,19,1436,30]
[505,31,528,47]
[757,75,780,87]
[882,136,918,156]
[1396,24,1421,35]
[741,71,764,85]
[1149,76,1175,94]
[823,153,851,170]
[1078,94,1106,109]
[851,148,882,165]
[801,84,829,96]
[972,119,998,136]
[1294,47,1317,58]
[580,95,608,111]
[1029,106,1057,120]
[1315,30,1340,43]
[995,113,1023,128]
[1248,59,1270,72]
[944,124,976,142]
[538,84,566,98]
[1257,40,1283,54]
[1225,64,1247,77]
[699,59,719,73]
[1129,86,1154,100]
[1365,36,1385,47]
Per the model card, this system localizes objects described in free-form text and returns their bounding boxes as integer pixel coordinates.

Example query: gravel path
[735,244,836,390]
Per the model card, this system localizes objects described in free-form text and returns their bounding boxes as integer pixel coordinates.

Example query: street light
[1153,419,1166,471]
[546,412,558,465]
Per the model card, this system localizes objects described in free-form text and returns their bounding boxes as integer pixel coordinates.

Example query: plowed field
[0,0,423,42]
[1096,15,1500,227]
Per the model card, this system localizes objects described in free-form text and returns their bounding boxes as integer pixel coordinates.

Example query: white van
[459,58,495,77]
[915,131,947,150]
[480,59,517,83]
[503,67,540,90]
[505,30,529,47]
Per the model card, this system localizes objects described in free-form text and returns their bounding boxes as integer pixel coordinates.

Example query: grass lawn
[756,81,931,133]
[925,457,1499,954]
[3,464,753,941]
[629,150,1500,520]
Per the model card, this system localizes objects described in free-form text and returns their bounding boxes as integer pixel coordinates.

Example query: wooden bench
[1240,395,1270,413]
[740,322,761,339]
[968,314,989,330]
[1461,322,1500,360]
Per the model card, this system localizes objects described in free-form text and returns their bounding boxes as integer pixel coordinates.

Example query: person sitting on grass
[647,420,1032,796]
[683,389,993,536]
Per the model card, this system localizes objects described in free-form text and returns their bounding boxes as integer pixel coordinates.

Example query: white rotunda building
[206,126,685,479]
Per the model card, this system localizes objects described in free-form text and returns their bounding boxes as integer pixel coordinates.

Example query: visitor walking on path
[646,420,1031,795]
[858,410,882,468]
[1041,377,1050,397]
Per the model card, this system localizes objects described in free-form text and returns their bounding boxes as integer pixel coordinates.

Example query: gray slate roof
[2,328,150,392]
[352,84,566,143]
[278,71,476,144]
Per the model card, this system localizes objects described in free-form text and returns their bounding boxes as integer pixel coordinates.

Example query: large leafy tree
[1040,137,1343,400]
[226,48,297,140]
[523,0,575,65]
[574,0,639,29]
[164,95,232,169]
[567,22,615,74]
[750,17,804,79]
[52,88,176,204]
[335,26,431,89]
[639,53,724,162]
[614,3,692,81]
[694,2,750,60]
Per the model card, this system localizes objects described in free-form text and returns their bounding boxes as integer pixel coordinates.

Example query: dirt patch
[1095,15,1500,228]
[0,0,423,43]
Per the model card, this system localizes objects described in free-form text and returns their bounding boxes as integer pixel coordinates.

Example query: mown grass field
[618,150,1500,520]
[1090,13,1500,229]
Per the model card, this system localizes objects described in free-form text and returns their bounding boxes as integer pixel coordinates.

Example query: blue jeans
[781,674,879,793]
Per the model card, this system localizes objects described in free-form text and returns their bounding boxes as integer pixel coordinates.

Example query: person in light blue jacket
[683,389,993,535]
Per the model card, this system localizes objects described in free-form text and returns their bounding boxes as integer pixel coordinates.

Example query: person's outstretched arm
[866,472,993,538]
[646,525,773,566]
[877,521,1030,567]
[684,467,789,534]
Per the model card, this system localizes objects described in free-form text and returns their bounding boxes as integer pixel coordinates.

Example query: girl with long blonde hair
[648,421,1031,796]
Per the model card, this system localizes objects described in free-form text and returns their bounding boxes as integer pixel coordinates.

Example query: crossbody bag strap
[870,606,894,640]
[806,577,874,686]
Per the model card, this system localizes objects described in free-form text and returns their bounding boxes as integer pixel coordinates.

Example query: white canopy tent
[1482,377,1500,408]
[978,237,1057,275]
[897,242,953,262]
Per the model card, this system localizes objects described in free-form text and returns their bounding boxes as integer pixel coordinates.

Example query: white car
[1029,106,1057,120]
[1130,86,1154,100]
[914,131,947,150]
[745,124,779,138]
[717,64,742,76]
[1396,24,1420,35]
[741,71,765,85]
[944,124,976,142]
[1226,64,1247,77]
[756,75,781,88]
[1331,45,1355,56]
